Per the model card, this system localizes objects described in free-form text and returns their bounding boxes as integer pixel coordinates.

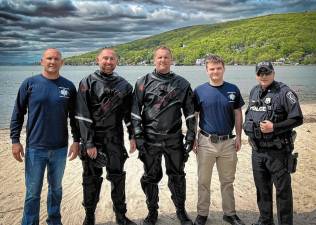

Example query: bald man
[10,48,80,225]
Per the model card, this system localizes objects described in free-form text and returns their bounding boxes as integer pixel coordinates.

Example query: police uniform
[76,70,135,225]
[244,80,303,225]
[131,69,196,225]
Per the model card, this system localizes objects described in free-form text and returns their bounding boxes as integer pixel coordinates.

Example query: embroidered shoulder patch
[286,91,297,104]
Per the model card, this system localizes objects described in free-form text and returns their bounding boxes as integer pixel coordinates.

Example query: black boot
[115,213,136,225]
[143,210,158,225]
[168,175,193,225]
[176,209,193,225]
[83,213,95,225]
[82,176,103,225]
[223,215,245,225]
[194,215,207,225]
[141,177,159,225]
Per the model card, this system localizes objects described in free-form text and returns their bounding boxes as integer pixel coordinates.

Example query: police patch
[228,93,236,101]
[227,92,236,102]
[286,91,297,104]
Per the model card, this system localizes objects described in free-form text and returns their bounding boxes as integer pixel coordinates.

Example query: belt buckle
[221,135,228,141]
[210,134,219,143]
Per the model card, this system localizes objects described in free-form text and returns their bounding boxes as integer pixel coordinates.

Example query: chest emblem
[59,87,70,98]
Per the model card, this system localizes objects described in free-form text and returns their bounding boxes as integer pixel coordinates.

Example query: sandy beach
[0,104,315,225]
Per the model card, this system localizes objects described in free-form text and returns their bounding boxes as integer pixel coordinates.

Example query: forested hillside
[65,11,316,65]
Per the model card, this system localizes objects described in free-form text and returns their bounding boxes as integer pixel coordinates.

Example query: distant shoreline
[1,64,316,67]
[1,103,315,131]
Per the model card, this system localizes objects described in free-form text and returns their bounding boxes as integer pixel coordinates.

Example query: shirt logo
[286,91,297,104]
[59,87,70,98]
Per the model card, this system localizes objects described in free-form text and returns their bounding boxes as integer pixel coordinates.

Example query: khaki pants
[196,132,238,216]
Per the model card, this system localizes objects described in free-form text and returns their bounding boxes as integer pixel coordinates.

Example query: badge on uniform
[286,91,297,104]
[264,97,271,105]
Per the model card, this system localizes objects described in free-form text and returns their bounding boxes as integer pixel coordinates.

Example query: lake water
[0,65,315,128]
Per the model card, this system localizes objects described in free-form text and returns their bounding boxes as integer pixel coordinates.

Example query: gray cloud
[0,11,22,22]
[0,0,315,64]
[0,0,77,17]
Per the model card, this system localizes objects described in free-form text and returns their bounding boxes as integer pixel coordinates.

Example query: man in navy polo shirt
[193,55,245,225]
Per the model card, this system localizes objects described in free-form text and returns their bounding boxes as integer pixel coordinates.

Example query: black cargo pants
[252,148,293,225]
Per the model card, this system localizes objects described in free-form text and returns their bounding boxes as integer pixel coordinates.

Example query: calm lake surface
[0,65,315,128]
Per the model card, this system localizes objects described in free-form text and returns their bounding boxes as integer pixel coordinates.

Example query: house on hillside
[196,58,205,65]
[273,58,286,65]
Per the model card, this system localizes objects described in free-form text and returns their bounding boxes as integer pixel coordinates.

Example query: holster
[248,138,258,151]
[287,152,298,173]
[243,121,255,138]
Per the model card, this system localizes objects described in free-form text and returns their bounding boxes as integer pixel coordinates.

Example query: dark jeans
[252,150,293,225]
[22,147,67,225]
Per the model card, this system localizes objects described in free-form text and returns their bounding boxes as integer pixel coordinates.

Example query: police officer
[76,48,136,225]
[243,62,303,225]
[131,46,196,225]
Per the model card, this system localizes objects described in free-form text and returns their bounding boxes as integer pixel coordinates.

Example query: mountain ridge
[65,11,316,65]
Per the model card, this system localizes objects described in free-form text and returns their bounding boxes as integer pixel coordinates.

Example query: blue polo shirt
[194,81,244,135]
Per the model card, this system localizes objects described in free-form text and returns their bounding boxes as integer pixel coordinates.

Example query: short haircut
[205,54,225,68]
[98,48,118,58]
[154,46,172,58]
[42,48,62,59]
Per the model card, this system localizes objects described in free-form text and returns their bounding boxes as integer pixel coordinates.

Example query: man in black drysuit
[76,48,137,225]
[131,46,196,225]
[243,62,303,225]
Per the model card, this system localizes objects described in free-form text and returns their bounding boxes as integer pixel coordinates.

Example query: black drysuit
[131,70,196,213]
[76,70,133,216]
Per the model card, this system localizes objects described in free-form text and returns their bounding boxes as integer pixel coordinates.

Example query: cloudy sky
[1,0,315,64]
